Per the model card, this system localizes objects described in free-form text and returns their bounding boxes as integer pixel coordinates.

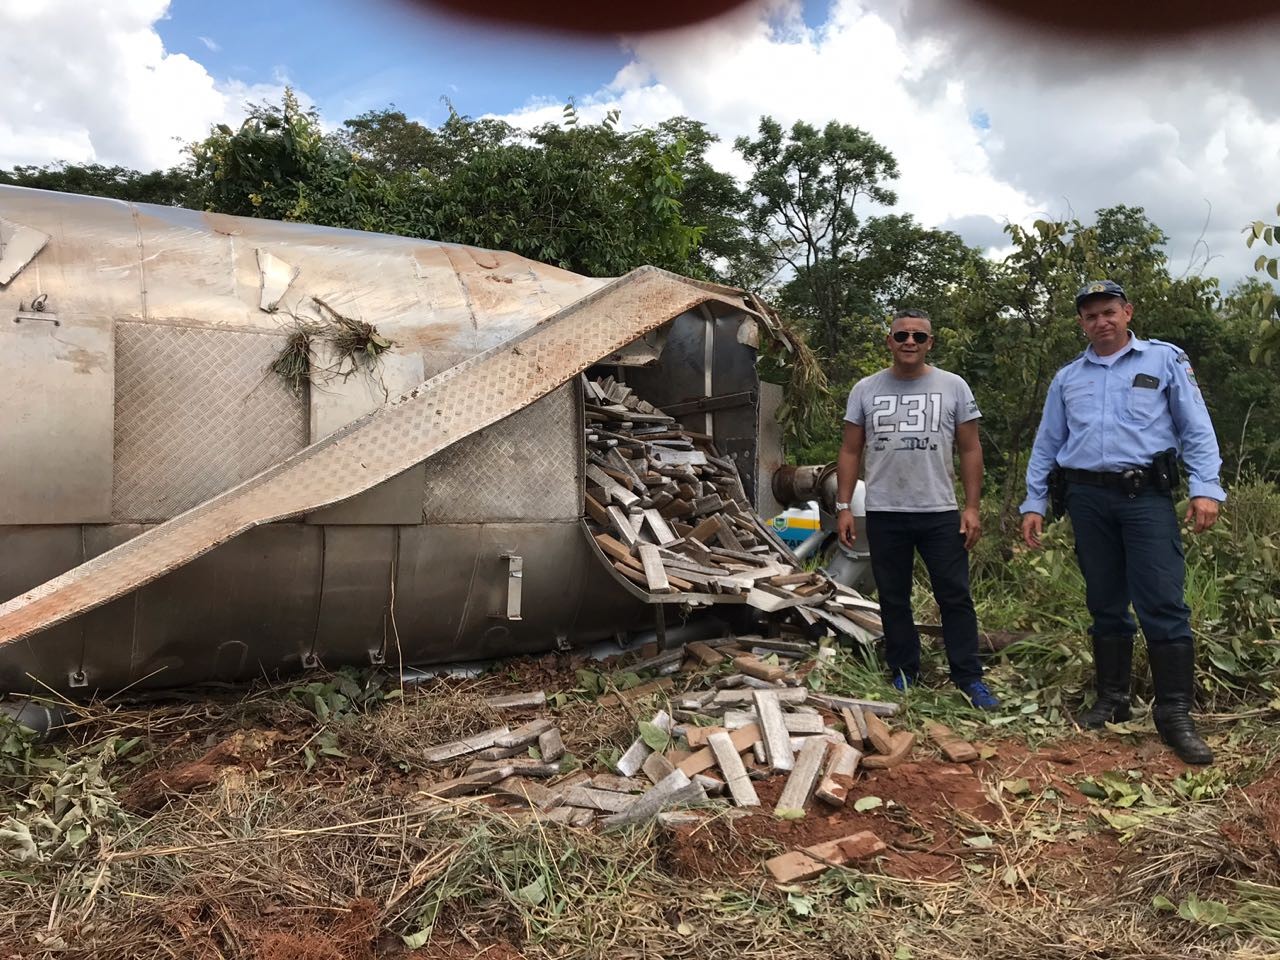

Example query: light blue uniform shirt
[1021,335,1226,515]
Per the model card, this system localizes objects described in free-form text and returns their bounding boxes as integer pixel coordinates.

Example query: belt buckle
[1121,468,1144,498]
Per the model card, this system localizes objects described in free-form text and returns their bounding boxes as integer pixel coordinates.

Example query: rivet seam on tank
[0,216,51,287]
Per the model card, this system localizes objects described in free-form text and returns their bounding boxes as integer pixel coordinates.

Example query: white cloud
[491,1,1036,254]
[198,35,220,53]
[0,0,294,171]
[492,0,1280,287]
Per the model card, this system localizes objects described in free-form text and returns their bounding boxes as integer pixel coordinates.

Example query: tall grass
[959,479,1280,709]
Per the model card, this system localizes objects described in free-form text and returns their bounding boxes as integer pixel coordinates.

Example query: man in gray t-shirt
[844,366,981,512]
[834,309,997,710]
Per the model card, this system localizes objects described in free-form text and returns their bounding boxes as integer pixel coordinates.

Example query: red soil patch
[660,734,1195,885]
[1221,761,1280,874]
[977,735,1191,804]
[409,943,526,960]
[662,758,1000,882]
[256,897,379,960]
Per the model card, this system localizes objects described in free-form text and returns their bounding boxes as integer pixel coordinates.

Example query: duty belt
[1062,466,1155,496]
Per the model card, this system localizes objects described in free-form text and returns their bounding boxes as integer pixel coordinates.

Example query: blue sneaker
[891,673,916,692]
[962,680,1000,711]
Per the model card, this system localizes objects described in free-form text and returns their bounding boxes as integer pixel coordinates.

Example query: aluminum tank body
[0,187,778,696]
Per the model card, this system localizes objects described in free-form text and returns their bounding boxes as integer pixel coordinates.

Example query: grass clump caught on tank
[270,295,395,394]
[269,323,321,395]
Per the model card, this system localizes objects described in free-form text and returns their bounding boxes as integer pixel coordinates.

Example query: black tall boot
[1075,634,1133,729]
[1149,640,1214,765]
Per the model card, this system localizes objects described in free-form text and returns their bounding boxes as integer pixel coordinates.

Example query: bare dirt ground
[2,650,1278,960]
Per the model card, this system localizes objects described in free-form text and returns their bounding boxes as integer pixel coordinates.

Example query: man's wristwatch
[835,502,851,512]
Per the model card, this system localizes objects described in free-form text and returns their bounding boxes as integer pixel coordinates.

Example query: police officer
[1020,280,1224,765]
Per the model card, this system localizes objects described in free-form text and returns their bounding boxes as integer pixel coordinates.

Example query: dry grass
[268,297,393,396]
[2,666,1278,960]
[269,326,319,395]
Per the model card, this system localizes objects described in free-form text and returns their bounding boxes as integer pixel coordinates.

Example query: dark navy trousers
[1065,483,1192,644]
[865,510,983,687]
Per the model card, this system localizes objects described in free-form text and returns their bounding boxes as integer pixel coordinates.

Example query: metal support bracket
[498,553,523,621]
[13,294,58,326]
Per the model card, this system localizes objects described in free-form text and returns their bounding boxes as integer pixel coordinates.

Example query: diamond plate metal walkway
[0,267,753,646]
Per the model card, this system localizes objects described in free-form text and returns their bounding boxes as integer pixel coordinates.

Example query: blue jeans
[865,510,983,687]
[1066,483,1192,644]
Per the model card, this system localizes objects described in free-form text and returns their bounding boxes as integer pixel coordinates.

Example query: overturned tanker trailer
[0,186,871,699]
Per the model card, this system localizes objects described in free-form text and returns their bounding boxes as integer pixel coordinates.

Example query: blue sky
[155,0,836,125]
[152,0,616,126]
[155,0,628,123]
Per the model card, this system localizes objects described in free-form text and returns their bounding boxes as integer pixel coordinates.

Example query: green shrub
[966,479,1280,707]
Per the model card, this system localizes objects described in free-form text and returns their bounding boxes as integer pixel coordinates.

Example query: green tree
[407,104,702,275]
[0,162,197,206]
[735,117,899,359]
[340,106,512,177]
[188,90,407,232]
[1211,279,1280,480]
[1245,203,1280,366]
[189,95,712,278]
[652,117,753,282]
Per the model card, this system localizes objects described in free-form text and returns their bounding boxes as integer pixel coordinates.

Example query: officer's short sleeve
[844,380,865,425]
[1165,345,1226,501]
[956,377,981,424]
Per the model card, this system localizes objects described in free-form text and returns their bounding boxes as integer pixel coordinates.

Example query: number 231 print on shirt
[870,393,943,452]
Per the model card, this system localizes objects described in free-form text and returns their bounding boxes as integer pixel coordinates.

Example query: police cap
[1075,279,1127,310]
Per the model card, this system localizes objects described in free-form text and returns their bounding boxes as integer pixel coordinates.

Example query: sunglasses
[892,331,931,344]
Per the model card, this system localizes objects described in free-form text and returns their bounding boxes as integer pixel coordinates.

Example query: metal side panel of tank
[305,346,428,525]
[0,192,145,325]
[0,186,610,367]
[112,320,310,521]
[0,515,651,695]
[309,526,398,669]
[0,527,85,694]
[0,186,613,529]
[421,382,583,523]
[73,523,324,693]
[387,520,649,664]
[0,307,116,526]
[710,308,764,505]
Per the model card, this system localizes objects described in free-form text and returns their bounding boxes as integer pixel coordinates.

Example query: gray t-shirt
[844,366,981,513]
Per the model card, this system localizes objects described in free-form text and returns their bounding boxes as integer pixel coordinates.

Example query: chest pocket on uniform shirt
[1126,377,1164,423]
[1063,380,1097,428]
